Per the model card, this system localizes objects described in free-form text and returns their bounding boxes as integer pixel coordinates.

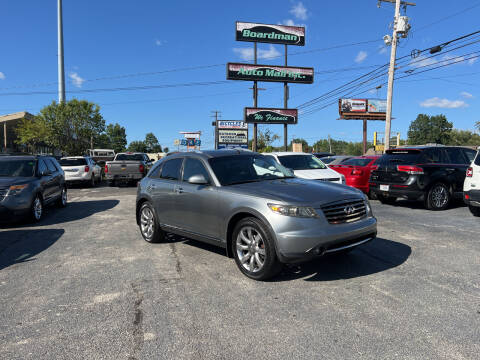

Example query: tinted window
[60,158,87,166]
[340,158,372,167]
[380,150,422,165]
[38,159,48,175]
[445,148,466,164]
[0,159,36,177]
[474,151,480,166]
[160,158,183,180]
[320,157,335,164]
[116,154,145,161]
[278,155,327,170]
[148,163,163,178]
[182,158,210,182]
[463,149,476,163]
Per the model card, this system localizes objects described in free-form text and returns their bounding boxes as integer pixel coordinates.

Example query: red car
[329,156,380,197]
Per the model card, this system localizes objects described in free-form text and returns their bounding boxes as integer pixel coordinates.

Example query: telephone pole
[378,0,415,151]
[211,110,221,150]
[57,0,66,103]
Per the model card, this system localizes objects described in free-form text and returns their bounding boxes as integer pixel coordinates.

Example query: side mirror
[188,174,209,185]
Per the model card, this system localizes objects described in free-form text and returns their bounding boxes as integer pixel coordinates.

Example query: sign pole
[253,42,258,152]
[363,119,367,155]
[284,44,288,151]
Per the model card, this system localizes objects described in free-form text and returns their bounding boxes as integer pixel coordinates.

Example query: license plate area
[380,184,389,191]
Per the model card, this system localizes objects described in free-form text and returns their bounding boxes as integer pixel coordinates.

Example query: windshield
[340,158,373,167]
[116,154,144,161]
[278,155,327,170]
[209,155,294,186]
[59,158,87,166]
[0,159,36,177]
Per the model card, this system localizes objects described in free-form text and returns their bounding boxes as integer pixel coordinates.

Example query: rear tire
[425,183,450,210]
[56,187,67,208]
[469,205,480,217]
[138,202,164,243]
[377,194,396,205]
[231,217,282,281]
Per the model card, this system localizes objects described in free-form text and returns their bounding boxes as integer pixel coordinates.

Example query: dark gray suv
[0,155,67,222]
[136,150,377,280]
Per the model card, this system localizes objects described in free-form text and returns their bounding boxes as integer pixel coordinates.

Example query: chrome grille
[318,178,340,182]
[320,199,366,224]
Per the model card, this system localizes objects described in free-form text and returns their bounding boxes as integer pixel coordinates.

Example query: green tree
[475,121,480,132]
[163,147,169,153]
[16,99,105,155]
[106,123,127,153]
[248,128,280,152]
[447,129,480,146]
[407,114,453,145]
[127,140,148,152]
[144,132,162,153]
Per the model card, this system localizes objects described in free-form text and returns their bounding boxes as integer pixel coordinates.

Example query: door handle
[175,187,184,194]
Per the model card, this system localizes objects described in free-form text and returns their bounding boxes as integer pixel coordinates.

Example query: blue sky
[0,0,479,149]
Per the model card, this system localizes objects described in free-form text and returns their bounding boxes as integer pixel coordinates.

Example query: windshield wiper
[226,179,262,185]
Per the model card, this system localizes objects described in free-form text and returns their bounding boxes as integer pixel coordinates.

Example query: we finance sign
[227,63,314,84]
[236,22,305,46]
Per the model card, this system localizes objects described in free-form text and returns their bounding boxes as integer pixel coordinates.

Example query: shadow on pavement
[274,237,411,282]
[0,229,65,271]
[374,198,466,210]
[0,200,119,228]
[164,233,226,257]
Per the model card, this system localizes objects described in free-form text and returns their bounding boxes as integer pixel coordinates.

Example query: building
[0,111,59,155]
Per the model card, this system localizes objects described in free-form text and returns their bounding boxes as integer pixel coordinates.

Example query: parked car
[320,155,354,165]
[264,152,346,184]
[463,146,480,217]
[59,156,102,187]
[329,156,380,197]
[105,152,153,186]
[369,146,477,210]
[136,150,376,280]
[313,152,334,159]
[0,155,67,222]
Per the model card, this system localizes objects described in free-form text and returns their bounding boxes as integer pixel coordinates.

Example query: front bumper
[0,193,33,221]
[271,214,377,264]
[464,190,480,207]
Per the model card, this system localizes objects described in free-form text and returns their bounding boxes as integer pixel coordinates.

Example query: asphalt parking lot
[1,183,479,359]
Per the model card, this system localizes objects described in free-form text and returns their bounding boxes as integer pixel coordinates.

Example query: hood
[293,168,341,180]
[0,177,35,189]
[226,178,364,207]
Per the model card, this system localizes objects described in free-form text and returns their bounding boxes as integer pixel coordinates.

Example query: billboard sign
[244,107,298,124]
[218,129,248,144]
[340,99,367,113]
[367,99,387,113]
[236,21,305,46]
[218,143,248,149]
[217,120,248,129]
[227,63,314,84]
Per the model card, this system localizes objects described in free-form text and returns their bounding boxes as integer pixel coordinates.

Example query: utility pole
[283,45,289,151]
[57,0,66,103]
[379,0,415,151]
[253,43,258,152]
[211,111,221,150]
[328,135,332,154]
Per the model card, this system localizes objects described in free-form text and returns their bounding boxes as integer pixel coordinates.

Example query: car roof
[61,156,89,159]
[0,155,50,161]
[166,149,256,160]
[268,152,313,156]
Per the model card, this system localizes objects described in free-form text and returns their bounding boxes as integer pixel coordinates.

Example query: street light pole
[58,0,66,103]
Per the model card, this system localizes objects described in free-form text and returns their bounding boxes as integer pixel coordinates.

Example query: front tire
[232,217,282,281]
[469,205,480,217]
[425,183,450,210]
[30,195,43,222]
[138,202,164,243]
[56,187,67,208]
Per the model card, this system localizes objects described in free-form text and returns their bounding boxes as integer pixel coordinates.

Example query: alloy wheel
[61,188,67,206]
[236,226,266,273]
[431,185,448,208]
[33,197,42,220]
[140,206,155,239]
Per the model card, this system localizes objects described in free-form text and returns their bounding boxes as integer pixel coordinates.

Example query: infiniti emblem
[344,205,355,215]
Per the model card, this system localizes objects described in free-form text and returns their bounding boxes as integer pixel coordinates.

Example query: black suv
[0,155,67,222]
[369,146,477,210]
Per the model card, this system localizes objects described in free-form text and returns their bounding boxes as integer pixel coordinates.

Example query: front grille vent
[320,199,366,224]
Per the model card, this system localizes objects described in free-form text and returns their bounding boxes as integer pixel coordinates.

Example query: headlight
[9,184,29,196]
[365,199,373,217]
[268,203,318,218]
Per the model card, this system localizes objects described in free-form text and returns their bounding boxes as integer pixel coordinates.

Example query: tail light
[371,165,378,171]
[104,165,108,173]
[139,164,145,173]
[397,165,424,175]
[84,165,90,173]
[351,169,363,176]
[466,167,473,177]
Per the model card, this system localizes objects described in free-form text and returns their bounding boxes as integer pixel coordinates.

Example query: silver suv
[136,150,377,280]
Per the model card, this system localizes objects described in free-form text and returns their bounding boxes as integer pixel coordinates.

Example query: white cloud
[355,51,367,63]
[283,19,296,26]
[233,44,281,61]
[378,45,388,55]
[420,97,468,109]
[155,39,162,46]
[290,2,308,20]
[460,91,473,99]
[468,57,478,65]
[0,72,5,80]
[69,72,85,88]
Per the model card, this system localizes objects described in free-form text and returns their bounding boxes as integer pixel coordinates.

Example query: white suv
[265,152,346,184]
[463,147,480,217]
[59,156,102,187]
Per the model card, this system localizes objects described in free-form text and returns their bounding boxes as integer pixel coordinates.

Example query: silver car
[136,150,377,280]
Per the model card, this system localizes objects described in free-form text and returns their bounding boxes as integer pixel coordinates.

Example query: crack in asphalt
[168,243,182,275]
[129,282,144,360]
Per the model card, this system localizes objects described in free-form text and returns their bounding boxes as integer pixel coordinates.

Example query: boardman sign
[217,120,248,129]
[227,63,314,84]
[244,107,298,124]
[236,21,305,46]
